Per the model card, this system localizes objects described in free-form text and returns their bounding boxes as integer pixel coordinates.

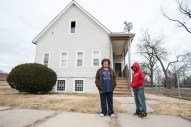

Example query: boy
[131,62,147,118]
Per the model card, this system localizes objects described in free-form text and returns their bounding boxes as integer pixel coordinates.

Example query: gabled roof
[32,0,111,44]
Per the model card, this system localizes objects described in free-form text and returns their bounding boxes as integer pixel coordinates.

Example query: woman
[95,58,116,117]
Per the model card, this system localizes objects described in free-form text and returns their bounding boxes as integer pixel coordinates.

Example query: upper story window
[43,53,49,67]
[69,20,77,34]
[92,50,101,67]
[76,51,84,67]
[60,52,68,67]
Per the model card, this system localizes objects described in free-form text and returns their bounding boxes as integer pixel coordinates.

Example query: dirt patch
[0,73,8,81]
[146,94,191,120]
[0,81,9,86]
[0,88,124,114]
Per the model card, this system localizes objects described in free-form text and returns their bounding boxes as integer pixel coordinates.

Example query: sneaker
[110,114,115,117]
[138,112,147,118]
[134,111,141,115]
[100,113,105,117]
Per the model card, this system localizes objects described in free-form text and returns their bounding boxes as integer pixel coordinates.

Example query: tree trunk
[154,51,171,88]
[150,70,154,87]
[164,72,170,88]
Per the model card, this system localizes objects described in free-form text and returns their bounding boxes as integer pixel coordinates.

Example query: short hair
[101,58,111,66]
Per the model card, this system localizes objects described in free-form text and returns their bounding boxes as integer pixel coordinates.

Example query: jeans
[133,87,147,113]
[100,92,114,115]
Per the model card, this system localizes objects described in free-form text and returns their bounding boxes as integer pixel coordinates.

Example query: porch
[109,32,135,96]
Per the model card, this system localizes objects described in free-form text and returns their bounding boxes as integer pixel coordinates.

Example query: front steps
[114,77,131,96]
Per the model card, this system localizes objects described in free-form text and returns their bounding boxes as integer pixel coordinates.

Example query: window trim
[42,52,50,67]
[56,78,67,92]
[92,50,101,67]
[73,78,85,93]
[75,51,84,67]
[59,51,68,68]
[68,19,77,34]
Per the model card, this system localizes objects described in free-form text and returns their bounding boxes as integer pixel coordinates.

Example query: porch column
[128,38,133,96]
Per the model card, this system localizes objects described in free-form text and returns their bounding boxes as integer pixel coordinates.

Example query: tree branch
[178,1,191,18]
[161,9,191,34]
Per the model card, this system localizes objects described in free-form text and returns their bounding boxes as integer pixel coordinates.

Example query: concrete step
[116,85,129,88]
[116,77,127,79]
[115,88,129,91]
[116,79,128,83]
[116,82,128,84]
[115,78,130,96]
[116,82,128,85]
[113,91,131,96]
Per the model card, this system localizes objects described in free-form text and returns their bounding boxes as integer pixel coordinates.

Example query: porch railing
[122,65,129,78]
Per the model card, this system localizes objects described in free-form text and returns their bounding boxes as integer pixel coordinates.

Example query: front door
[115,63,122,77]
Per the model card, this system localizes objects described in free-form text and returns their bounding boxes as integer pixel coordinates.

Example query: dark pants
[100,92,114,115]
[133,87,147,113]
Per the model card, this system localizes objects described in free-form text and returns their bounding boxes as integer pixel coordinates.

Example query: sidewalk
[0,97,190,127]
[114,97,191,127]
[0,107,111,127]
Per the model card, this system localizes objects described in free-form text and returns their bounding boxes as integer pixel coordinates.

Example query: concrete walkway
[0,97,190,127]
[114,97,191,127]
[0,107,111,127]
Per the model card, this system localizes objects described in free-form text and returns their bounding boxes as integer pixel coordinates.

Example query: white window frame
[73,78,85,93]
[56,78,67,92]
[68,19,77,34]
[75,51,84,67]
[42,52,50,67]
[92,50,101,67]
[59,51,68,68]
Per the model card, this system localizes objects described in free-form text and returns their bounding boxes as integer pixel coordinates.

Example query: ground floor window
[74,80,84,92]
[57,80,66,91]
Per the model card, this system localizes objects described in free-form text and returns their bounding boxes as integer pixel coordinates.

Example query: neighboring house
[32,0,135,93]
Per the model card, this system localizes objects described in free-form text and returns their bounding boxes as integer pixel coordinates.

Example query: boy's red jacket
[131,62,144,89]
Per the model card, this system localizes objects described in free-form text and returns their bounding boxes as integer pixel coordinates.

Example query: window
[69,20,77,33]
[57,80,66,91]
[76,52,84,67]
[92,51,100,67]
[75,80,84,92]
[60,52,68,67]
[43,53,49,67]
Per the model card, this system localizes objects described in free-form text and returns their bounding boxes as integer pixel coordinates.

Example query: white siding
[35,5,110,93]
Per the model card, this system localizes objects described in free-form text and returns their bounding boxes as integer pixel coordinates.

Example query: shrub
[7,63,57,94]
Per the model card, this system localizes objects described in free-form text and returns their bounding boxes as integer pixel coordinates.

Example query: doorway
[114,63,122,77]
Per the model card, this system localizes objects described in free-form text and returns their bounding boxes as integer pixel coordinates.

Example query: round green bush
[7,63,57,94]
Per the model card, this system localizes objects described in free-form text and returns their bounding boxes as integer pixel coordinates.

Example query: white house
[32,1,135,93]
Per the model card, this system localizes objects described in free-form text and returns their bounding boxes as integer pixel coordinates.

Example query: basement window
[57,80,66,91]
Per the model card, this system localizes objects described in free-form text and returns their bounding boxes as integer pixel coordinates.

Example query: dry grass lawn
[146,94,191,120]
[0,87,124,114]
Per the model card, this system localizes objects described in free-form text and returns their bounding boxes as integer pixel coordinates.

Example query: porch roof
[109,33,135,56]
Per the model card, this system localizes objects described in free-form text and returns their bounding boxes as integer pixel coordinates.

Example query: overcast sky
[0,0,191,73]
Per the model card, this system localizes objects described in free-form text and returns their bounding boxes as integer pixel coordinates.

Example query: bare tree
[139,29,182,88]
[182,51,191,68]
[137,31,158,87]
[161,0,191,34]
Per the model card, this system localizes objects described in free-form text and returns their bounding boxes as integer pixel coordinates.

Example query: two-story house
[32,0,135,93]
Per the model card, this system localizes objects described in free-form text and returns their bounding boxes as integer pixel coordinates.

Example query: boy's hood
[131,62,140,72]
